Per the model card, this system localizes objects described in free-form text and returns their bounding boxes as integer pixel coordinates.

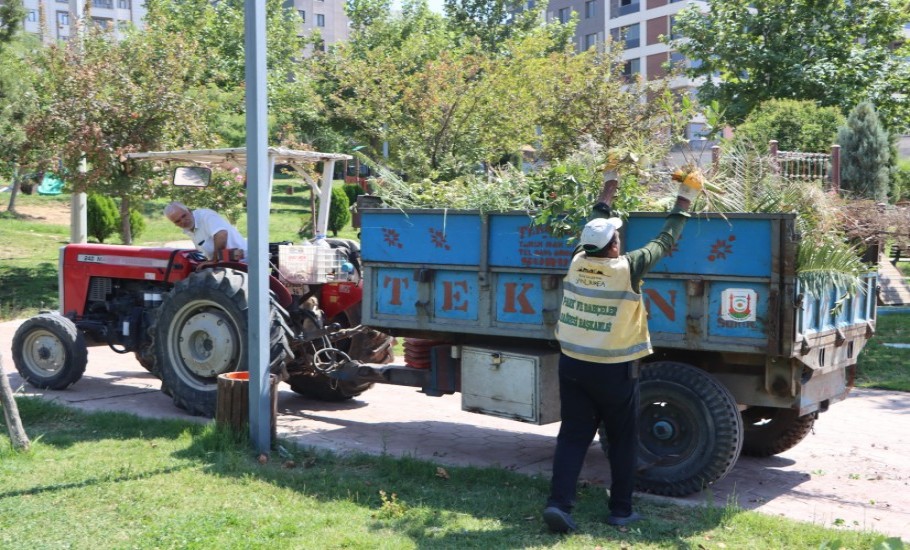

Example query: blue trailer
[344,205,877,496]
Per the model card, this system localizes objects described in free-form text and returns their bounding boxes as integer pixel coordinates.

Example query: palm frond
[796,239,868,299]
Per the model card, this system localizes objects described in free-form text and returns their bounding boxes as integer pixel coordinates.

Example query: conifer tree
[837,102,890,202]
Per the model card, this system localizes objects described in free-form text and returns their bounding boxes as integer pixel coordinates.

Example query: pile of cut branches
[361,140,876,298]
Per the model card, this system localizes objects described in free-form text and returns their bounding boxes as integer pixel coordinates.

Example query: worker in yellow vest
[542,165,703,533]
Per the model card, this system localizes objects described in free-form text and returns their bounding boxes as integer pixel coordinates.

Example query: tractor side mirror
[172,166,211,187]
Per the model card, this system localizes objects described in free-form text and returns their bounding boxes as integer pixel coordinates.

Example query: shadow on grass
[8,397,733,548]
[0,263,59,318]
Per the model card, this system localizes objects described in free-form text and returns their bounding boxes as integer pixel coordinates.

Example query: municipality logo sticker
[721,288,757,322]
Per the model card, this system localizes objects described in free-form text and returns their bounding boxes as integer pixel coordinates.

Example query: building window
[669,15,683,40]
[27,9,38,22]
[585,0,596,18]
[56,0,68,4]
[622,58,640,77]
[316,13,325,27]
[298,9,305,22]
[92,16,113,29]
[117,0,130,8]
[558,7,571,24]
[584,33,598,50]
[93,0,113,8]
[614,0,639,18]
[670,51,685,65]
[527,0,536,8]
[621,23,640,48]
[56,11,70,26]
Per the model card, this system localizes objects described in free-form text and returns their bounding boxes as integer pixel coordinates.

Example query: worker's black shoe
[543,507,577,533]
[606,511,643,527]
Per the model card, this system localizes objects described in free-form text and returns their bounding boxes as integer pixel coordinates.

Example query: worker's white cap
[579,217,623,252]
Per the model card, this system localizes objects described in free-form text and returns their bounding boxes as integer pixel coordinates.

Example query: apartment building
[16,0,351,48]
[541,0,709,141]
[289,0,351,49]
[20,0,146,42]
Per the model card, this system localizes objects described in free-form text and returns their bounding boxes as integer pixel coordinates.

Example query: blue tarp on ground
[37,174,64,195]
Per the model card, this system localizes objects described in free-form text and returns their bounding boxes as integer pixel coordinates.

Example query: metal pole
[71,158,87,244]
[245,0,271,453]
[314,160,335,241]
[769,140,779,175]
[830,144,841,194]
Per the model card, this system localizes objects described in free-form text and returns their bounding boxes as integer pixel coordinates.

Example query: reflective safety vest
[555,253,652,364]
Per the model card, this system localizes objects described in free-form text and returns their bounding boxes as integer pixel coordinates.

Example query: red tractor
[11,148,392,417]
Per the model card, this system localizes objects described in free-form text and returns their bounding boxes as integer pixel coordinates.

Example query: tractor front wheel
[11,313,87,390]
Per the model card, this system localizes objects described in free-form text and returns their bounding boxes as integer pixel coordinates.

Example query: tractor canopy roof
[126,147,352,171]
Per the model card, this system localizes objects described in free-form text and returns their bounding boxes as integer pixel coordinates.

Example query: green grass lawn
[0,398,900,549]
[856,312,910,391]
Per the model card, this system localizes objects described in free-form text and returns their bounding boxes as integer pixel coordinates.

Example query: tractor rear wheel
[151,268,290,417]
[12,313,87,390]
[288,304,393,401]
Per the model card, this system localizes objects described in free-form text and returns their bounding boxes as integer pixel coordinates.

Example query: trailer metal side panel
[361,209,876,358]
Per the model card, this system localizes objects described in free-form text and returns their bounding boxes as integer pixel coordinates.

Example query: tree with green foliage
[323,4,669,180]
[0,0,24,46]
[732,100,845,153]
[144,0,322,148]
[443,0,547,53]
[673,0,910,131]
[0,35,42,216]
[837,102,891,202]
[27,25,210,244]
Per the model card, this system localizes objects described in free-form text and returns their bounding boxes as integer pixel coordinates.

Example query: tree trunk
[119,195,133,245]
[6,165,20,214]
[0,353,30,452]
[216,372,277,443]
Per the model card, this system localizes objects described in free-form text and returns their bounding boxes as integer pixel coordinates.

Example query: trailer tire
[151,268,290,417]
[288,304,393,401]
[741,407,816,457]
[609,361,743,497]
[11,313,87,390]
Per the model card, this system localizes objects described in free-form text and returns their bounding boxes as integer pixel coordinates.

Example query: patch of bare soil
[2,203,72,226]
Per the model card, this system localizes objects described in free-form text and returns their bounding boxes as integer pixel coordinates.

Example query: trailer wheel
[151,268,290,417]
[288,304,393,401]
[603,361,743,497]
[11,313,87,390]
[741,407,816,457]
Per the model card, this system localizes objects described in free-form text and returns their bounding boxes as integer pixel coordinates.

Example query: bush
[342,183,365,209]
[893,159,910,204]
[838,102,891,201]
[128,207,146,240]
[326,186,351,237]
[87,194,119,243]
[732,99,844,153]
